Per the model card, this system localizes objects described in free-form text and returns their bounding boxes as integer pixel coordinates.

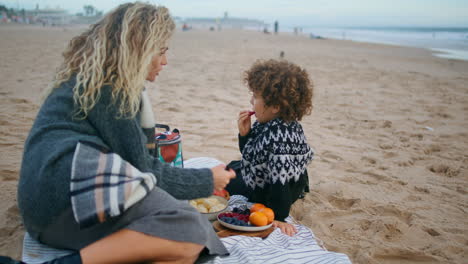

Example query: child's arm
[238,134,250,153]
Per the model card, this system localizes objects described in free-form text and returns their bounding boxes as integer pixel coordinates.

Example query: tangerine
[249,212,268,226]
[259,207,275,224]
[250,203,266,213]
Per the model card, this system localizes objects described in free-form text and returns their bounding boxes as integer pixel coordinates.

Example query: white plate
[217,214,273,232]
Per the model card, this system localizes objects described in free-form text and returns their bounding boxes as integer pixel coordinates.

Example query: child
[226,59,314,236]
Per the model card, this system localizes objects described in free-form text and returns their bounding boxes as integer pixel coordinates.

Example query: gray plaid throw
[70,142,157,228]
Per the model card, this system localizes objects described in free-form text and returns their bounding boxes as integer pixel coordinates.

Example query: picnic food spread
[218,203,275,227]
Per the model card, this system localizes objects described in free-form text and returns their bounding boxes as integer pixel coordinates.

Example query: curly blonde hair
[45,2,175,118]
[244,59,313,122]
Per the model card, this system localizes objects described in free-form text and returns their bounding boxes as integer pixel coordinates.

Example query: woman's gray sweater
[18,77,213,237]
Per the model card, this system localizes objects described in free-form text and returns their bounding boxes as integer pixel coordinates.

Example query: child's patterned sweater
[239,118,314,220]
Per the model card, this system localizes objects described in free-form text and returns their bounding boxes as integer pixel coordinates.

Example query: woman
[13,2,235,264]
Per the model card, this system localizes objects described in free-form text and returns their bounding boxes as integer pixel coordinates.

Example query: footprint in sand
[414,186,430,193]
[410,133,424,140]
[435,112,453,119]
[397,159,414,167]
[166,106,181,113]
[428,163,460,177]
[423,144,441,155]
[328,195,361,210]
[362,170,393,183]
[379,143,393,150]
[359,219,372,231]
[399,136,409,143]
[361,156,377,165]
[369,205,413,225]
[383,152,398,158]
[382,222,404,241]
[381,120,392,128]
[373,248,440,262]
[321,150,343,163]
[424,227,441,237]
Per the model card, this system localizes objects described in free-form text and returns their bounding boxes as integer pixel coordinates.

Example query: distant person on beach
[274,20,279,34]
[4,3,235,264]
[226,59,314,236]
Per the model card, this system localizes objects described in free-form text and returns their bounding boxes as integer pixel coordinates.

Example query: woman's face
[250,92,279,123]
[146,47,168,82]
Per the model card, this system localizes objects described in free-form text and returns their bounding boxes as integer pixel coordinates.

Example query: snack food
[190,197,226,213]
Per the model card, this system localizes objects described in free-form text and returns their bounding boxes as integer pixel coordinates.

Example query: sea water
[301,26,468,61]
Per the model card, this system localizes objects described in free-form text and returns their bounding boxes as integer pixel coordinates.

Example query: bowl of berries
[217,204,274,232]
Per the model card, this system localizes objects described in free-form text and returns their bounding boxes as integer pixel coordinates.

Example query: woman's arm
[86,86,215,199]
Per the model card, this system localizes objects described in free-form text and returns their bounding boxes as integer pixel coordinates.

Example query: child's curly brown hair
[244,59,313,122]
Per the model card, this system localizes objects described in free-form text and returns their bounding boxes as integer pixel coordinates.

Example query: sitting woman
[9,3,235,264]
[226,59,314,236]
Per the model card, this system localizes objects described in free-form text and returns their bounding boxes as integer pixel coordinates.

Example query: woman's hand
[238,110,252,137]
[273,220,298,236]
[211,165,236,191]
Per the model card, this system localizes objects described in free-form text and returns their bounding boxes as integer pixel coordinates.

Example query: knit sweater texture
[239,118,314,220]
[18,77,213,237]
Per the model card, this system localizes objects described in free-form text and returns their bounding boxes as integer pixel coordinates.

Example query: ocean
[297,26,468,61]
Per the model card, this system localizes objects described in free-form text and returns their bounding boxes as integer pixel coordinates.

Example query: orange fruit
[259,207,274,224]
[250,203,266,213]
[249,212,268,226]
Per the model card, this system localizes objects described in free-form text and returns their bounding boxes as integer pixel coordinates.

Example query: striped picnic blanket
[196,195,351,264]
[22,157,351,264]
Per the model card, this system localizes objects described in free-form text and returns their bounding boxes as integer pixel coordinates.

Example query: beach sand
[0,24,467,263]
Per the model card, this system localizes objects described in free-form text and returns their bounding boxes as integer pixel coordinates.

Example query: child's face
[250,92,279,123]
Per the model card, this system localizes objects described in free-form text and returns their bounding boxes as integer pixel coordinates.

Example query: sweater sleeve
[238,133,251,153]
[148,156,214,199]
[86,86,214,200]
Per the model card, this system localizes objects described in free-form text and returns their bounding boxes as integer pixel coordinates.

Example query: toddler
[226,59,314,236]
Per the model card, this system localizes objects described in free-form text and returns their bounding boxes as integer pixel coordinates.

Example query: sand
[0,24,467,263]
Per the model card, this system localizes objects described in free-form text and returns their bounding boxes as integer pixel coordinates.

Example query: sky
[1,0,468,27]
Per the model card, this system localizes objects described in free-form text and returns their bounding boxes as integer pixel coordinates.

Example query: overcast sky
[2,0,468,27]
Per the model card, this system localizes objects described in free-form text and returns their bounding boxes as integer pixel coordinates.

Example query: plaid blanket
[70,142,157,228]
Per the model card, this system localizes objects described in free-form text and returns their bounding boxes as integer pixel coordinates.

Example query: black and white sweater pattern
[240,118,314,190]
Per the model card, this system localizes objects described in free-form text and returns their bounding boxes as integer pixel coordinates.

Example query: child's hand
[238,110,252,136]
[211,164,236,191]
[273,220,298,236]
